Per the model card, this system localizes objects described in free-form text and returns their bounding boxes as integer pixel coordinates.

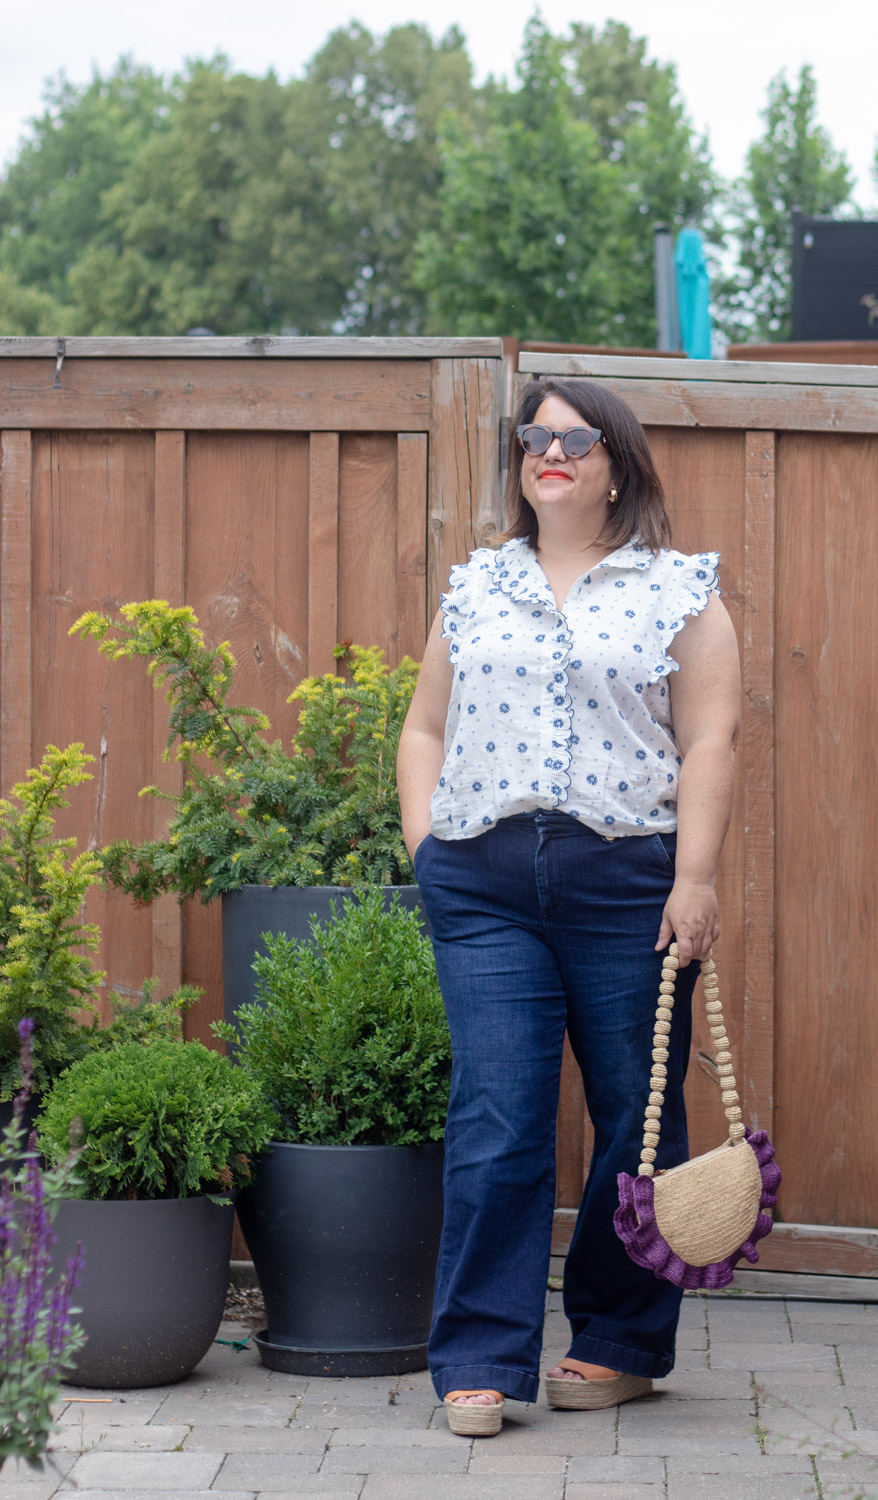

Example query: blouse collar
[491,535,655,605]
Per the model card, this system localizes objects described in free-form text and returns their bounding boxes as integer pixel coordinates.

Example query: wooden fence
[0,334,505,1045]
[2,337,877,1287]
[728,341,878,365]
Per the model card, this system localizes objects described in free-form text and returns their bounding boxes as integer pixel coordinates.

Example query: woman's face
[519,395,613,533]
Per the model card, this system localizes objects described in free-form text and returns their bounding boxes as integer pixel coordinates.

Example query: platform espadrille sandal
[444,1390,505,1436]
[545,1369,652,1410]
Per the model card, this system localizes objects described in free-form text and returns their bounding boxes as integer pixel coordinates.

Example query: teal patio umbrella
[674,228,713,359]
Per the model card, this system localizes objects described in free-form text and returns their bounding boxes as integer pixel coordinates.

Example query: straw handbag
[613,944,781,1290]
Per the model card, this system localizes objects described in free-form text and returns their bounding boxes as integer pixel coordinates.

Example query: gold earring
[609,486,618,504]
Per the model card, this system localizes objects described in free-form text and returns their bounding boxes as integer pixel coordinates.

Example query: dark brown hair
[497,377,671,554]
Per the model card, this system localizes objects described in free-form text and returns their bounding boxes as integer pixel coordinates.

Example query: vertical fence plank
[396,433,428,658]
[0,431,32,793]
[308,432,339,675]
[742,431,776,1132]
[427,358,505,618]
[151,432,186,999]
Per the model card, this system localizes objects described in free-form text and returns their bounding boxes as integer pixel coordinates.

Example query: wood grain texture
[182,432,311,1039]
[728,341,878,366]
[0,431,32,793]
[427,357,505,621]
[641,428,747,1165]
[551,1215,878,1278]
[1,359,431,431]
[516,373,878,435]
[551,1207,578,1255]
[150,432,186,1001]
[742,432,776,1133]
[30,431,157,1021]
[0,335,505,361]
[774,432,878,1227]
[519,351,878,388]
[308,432,339,676]
[747,1223,878,1276]
[729,1270,877,1299]
[336,435,398,662]
[396,434,428,661]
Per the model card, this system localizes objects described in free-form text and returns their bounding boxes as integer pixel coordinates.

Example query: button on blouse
[430,535,721,840]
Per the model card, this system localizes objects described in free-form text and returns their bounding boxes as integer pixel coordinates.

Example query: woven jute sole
[544,1373,653,1410]
[444,1396,505,1436]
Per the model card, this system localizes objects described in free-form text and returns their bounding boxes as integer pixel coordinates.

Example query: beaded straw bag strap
[613,943,781,1290]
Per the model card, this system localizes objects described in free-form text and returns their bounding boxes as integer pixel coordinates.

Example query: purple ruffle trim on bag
[613,1129,782,1291]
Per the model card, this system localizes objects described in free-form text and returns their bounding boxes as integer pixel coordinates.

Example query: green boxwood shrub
[38,1038,278,1200]
[214,889,450,1147]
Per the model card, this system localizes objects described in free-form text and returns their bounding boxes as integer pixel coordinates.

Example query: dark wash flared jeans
[414,811,698,1404]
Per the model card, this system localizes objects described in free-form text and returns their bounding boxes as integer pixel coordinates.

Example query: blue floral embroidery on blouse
[431,536,720,840]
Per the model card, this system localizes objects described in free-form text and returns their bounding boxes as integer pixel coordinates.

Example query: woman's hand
[655,877,720,967]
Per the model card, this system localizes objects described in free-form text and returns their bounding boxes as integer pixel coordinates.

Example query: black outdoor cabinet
[791,214,878,341]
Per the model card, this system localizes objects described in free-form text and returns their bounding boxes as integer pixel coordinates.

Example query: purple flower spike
[614,1129,781,1290]
[17,1018,35,1040]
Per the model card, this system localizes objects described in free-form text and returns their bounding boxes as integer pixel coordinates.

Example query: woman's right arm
[397,611,454,860]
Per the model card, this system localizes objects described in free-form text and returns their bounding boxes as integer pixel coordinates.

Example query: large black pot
[237,1140,444,1377]
[51,1197,234,1388]
[222,884,428,1031]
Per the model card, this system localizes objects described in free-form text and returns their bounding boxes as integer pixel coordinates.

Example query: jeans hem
[566,1334,674,1380]
[431,1363,540,1404]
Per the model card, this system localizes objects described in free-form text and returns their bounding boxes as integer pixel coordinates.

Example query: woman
[396,377,740,1437]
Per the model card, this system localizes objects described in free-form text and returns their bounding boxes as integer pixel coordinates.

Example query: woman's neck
[534,532,615,573]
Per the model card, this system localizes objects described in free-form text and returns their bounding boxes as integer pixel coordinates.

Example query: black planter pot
[237,1140,444,1377]
[222,884,428,1031]
[51,1197,234,1388]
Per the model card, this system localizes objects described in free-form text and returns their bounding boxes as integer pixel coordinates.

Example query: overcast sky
[2,0,876,208]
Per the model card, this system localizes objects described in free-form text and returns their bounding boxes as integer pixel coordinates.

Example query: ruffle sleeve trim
[648,551,721,685]
[439,549,495,650]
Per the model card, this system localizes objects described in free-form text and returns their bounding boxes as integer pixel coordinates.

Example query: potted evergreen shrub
[214,888,450,1377]
[37,1037,276,1389]
[70,604,424,1023]
[0,744,198,1129]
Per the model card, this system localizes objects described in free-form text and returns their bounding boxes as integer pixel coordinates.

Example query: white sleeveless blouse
[430,535,720,841]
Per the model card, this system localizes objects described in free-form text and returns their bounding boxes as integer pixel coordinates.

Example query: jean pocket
[413,833,433,869]
[650,832,676,872]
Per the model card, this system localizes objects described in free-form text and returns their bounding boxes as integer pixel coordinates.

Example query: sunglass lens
[562,429,595,458]
[520,426,551,455]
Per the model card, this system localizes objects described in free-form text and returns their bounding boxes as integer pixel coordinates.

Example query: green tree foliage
[415,18,714,345]
[0,61,166,323]
[0,27,473,336]
[274,22,475,333]
[0,269,70,335]
[717,65,855,342]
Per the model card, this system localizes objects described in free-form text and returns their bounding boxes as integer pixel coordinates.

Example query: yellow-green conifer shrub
[72,602,419,897]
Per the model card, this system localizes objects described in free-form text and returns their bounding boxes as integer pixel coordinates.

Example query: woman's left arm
[656,592,741,967]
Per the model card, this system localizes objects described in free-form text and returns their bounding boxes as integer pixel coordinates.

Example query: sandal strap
[445,1389,504,1404]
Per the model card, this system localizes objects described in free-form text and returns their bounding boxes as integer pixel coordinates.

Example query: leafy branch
[71,603,420,899]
